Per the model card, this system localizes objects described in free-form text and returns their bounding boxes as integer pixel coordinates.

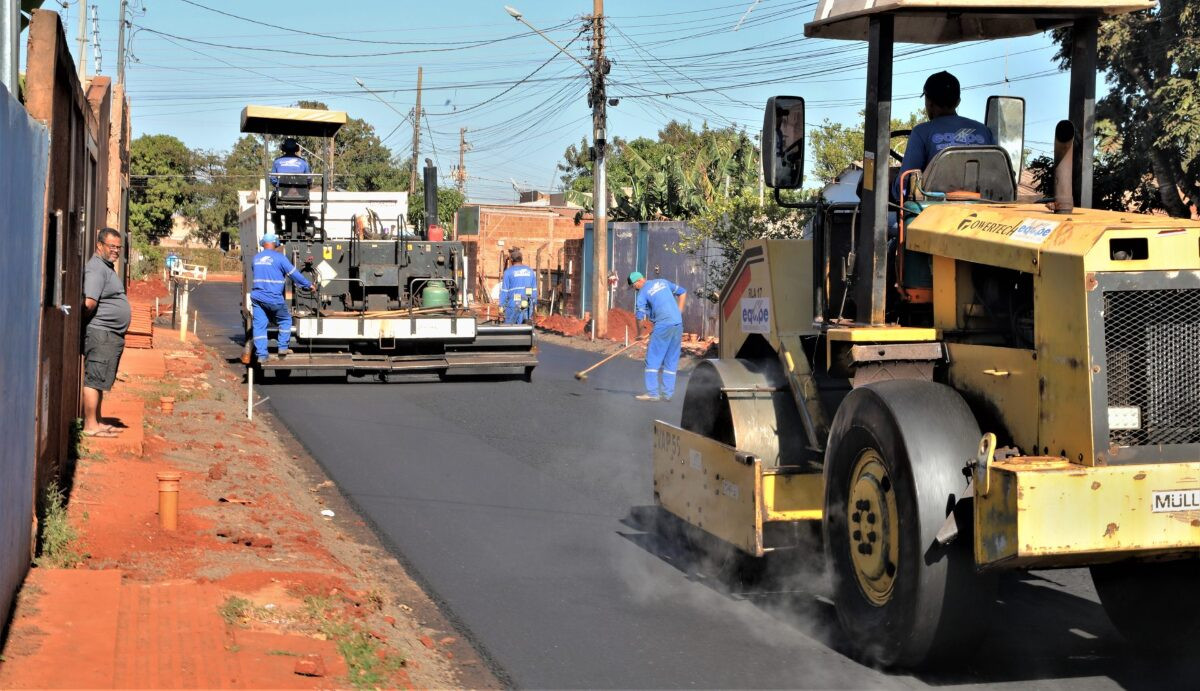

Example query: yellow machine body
[654,202,1200,569]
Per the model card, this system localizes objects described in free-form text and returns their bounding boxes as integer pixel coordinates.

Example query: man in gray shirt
[82,228,131,437]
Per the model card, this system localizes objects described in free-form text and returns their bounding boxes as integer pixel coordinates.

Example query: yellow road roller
[653,0,1200,667]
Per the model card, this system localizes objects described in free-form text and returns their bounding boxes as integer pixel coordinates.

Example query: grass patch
[266,649,301,657]
[69,418,87,460]
[303,595,405,688]
[218,596,252,625]
[136,380,195,407]
[36,483,83,568]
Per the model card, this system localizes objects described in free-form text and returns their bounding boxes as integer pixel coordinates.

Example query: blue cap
[627,271,644,286]
[260,233,279,246]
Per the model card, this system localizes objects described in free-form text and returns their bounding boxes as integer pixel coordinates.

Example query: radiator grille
[1103,289,1200,447]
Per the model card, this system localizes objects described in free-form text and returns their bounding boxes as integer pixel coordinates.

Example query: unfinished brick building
[456,204,586,315]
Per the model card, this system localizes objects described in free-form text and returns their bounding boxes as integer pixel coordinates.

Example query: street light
[503,5,592,74]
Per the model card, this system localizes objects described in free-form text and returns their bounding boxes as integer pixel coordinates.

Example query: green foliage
[292,100,408,193]
[37,482,83,568]
[677,190,816,296]
[558,121,761,222]
[1050,2,1200,217]
[809,110,924,184]
[407,186,466,231]
[129,134,197,244]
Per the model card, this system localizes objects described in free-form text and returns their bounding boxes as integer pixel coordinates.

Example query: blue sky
[51,0,1079,203]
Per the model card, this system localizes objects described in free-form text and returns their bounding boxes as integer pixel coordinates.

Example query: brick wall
[459,204,585,313]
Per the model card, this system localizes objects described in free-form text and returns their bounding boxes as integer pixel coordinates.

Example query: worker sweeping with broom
[629,271,687,402]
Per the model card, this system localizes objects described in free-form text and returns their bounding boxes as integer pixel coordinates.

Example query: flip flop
[82,428,121,438]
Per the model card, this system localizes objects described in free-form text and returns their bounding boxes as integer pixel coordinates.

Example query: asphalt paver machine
[652,0,1200,667]
[237,105,537,381]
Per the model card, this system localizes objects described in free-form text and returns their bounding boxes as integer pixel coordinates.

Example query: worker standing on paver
[500,248,537,324]
[629,271,687,402]
[251,233,312,363]
[269,138,309,186]
[82,228,131,437]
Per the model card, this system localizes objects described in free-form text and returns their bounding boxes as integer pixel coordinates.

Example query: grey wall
[609,222,723,339]
[0,82,50,627]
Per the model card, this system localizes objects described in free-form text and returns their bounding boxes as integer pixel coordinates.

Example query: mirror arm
[774,188,818,210]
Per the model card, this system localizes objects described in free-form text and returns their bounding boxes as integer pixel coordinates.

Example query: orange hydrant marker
[157,472,182,531]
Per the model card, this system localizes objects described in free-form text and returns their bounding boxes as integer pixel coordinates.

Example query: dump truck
[235,105,537,381]
[652,0,1200,667]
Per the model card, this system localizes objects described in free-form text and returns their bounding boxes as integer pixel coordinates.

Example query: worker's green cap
[627,271,644,286]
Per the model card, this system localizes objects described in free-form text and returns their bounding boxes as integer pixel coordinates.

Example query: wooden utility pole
[590,0,608,337]
[116,0,128,83]
[457,127,469,194]
[409,67,423,197]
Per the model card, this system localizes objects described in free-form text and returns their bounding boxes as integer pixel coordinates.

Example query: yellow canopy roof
[805,0,1156,43]
[239,105,348,137]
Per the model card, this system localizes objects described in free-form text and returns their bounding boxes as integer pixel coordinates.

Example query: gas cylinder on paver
[422,280,451,308]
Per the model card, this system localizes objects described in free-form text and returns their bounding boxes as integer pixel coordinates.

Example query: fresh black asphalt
[192,282,1198,689]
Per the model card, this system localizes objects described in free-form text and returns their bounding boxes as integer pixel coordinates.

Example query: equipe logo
[740,297,770,334]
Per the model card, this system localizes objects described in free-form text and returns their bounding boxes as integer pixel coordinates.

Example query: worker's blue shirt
[635,278,686,327]
[270,155,310,185]
[250,248,311,304]
[501,264,537,307]
[893,115,994,199]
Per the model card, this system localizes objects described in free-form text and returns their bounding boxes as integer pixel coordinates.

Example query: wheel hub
[848,449,900,606]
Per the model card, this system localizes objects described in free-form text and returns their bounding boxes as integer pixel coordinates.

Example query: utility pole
[409,67,423,197]
[457,127,469,195]
[76,0,87,81]
[116,0,128,83]
[2,0,19,94]
[590,0,608,337]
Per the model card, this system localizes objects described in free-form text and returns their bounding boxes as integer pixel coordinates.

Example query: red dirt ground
[126,277,170,301]
[0,289,475,689]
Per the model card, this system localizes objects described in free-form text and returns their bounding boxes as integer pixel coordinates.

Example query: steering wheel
[889,129,911,163]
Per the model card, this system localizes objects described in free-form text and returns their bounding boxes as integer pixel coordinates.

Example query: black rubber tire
[1091,559,1200,654]
[824,380,993,668]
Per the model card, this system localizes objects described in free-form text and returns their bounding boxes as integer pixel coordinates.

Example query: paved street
[193,282,1195,689]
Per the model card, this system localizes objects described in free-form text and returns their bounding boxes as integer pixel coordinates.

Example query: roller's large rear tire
[1091,559,1200,654]
[824,380,993,668]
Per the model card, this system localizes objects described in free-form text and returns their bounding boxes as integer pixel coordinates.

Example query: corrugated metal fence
[0,80,50,635]
[582,221,724,338]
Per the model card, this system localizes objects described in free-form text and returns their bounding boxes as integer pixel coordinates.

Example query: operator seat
[897,145,1017,308]
[272,173,312,238]
[920,145,1016,201]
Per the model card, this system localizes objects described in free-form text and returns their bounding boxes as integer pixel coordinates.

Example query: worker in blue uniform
[250,233,313,363]
[630,271,687,402]
[270,138,310,186]
[500,248,538,324]
[892,71,994,201]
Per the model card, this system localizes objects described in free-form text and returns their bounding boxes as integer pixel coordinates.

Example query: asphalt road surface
[192,282,1196,689]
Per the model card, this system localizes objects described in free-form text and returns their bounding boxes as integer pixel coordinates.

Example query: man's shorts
[84,327,125,392]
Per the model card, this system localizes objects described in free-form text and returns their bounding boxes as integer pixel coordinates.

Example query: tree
[556,121,761,222]
[1050,2,1200,217]
[675,190,815,296]
[809,110,924,184]
[291,100,407,192]
[128,134,197,244]
[407,185,466,231]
